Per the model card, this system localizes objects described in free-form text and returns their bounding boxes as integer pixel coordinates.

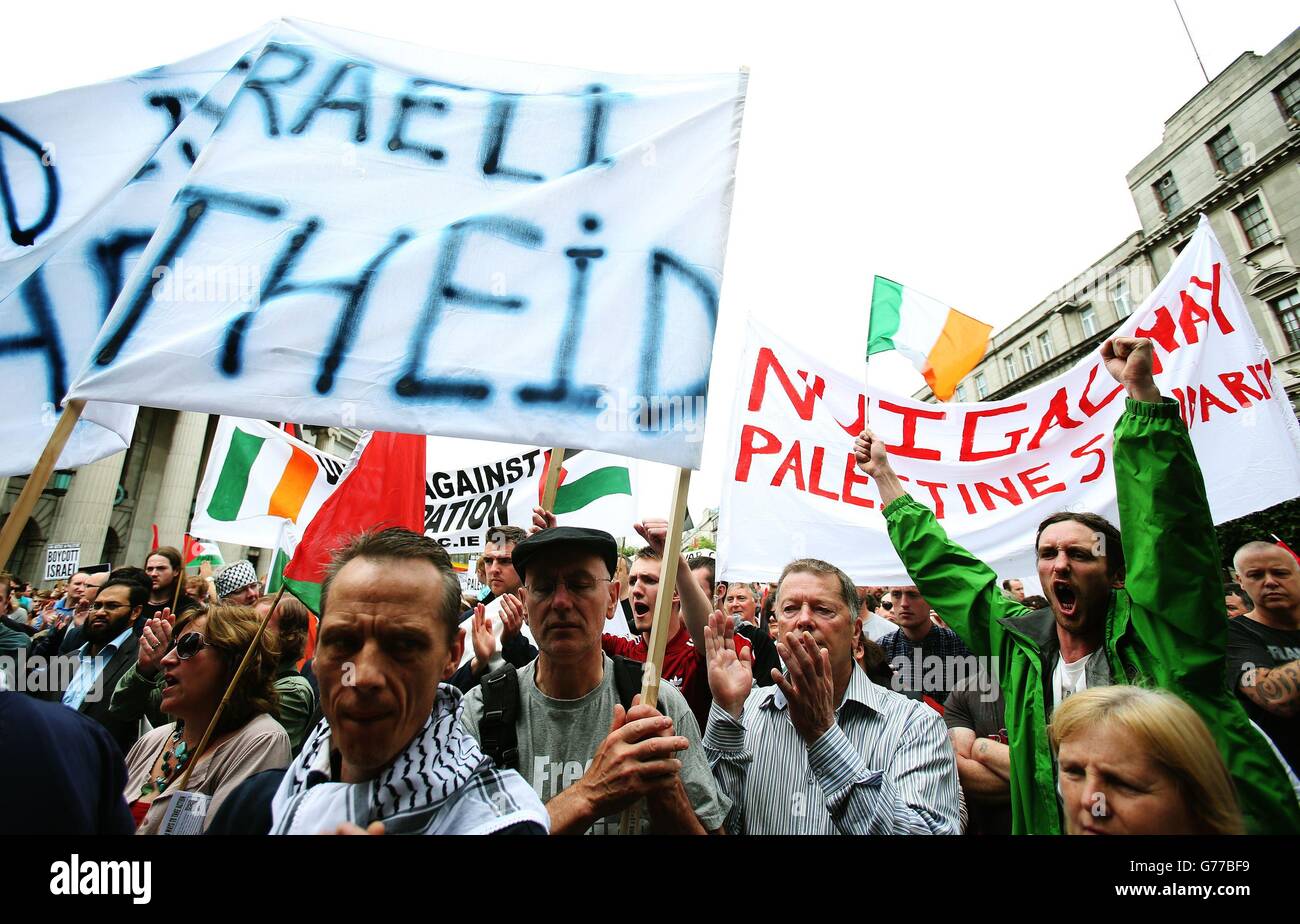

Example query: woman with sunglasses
[121,605,291,834]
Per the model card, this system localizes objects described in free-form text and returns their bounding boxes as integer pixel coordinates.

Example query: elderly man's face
[225,583,260,607]
[81,573,107,607]
[1236,547,1300,620]
[67,572,89,604]
[776,570,861,697]
[316,557,462,784]
[524,550,616,661]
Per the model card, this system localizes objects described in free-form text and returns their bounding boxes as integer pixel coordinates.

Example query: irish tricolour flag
[191,418,345,550]
[868,276,992,401]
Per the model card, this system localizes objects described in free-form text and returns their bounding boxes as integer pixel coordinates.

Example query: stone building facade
[0,410,357,587]
[919,28,1300,411]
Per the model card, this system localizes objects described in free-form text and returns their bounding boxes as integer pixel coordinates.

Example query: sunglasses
[171,632,215,661]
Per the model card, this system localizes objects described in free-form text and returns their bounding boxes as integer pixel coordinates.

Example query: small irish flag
[183,535,224,570]
[868,276,992,401]
[190,418,343,551]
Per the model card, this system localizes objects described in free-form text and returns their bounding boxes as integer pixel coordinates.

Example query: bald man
[1228,541,1300,772]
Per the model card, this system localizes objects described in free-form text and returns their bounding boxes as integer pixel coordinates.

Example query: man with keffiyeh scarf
[208,528,546,835]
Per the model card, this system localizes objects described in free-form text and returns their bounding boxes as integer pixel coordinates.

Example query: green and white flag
[425,447,637,553]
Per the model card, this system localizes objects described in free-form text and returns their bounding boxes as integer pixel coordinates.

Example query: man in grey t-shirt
[460,523,728,834]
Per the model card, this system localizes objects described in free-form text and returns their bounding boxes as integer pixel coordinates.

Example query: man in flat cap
[459,523,729,834]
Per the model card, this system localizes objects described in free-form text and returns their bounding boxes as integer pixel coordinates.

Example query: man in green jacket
[854,336,1300,834]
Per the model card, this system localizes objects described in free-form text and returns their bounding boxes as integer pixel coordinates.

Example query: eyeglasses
[524,576,611,602]
[89,601,131,613]
[171,632,215,661]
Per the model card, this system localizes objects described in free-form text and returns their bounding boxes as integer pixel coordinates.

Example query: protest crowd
[3,336,1299,837]
[3,18,1300,849]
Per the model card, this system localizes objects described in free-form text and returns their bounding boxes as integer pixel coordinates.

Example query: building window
[1234,196,1275,250]
[974,372,988,399]
[1208,127,1243,174]
[1019,343,1035,371]
[1113,279,1132,319]
[1275,290,1300,352]
[1153,172,1182,216]
[1038,330,1055,360]
[1003,355,1018,381]
[954,383,967,402]
[1276,72,1300,121]
[1080,306,1098,338]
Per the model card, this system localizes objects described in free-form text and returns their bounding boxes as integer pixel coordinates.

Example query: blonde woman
[1050,686,1244,835]
[123,605,290,834]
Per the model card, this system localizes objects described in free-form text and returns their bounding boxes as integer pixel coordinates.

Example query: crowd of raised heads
[3,337,1299,836]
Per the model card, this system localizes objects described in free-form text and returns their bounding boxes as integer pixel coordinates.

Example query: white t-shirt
[1052,651,1095,707]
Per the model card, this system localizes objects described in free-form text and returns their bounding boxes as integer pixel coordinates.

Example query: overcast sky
[5,2,1297,517]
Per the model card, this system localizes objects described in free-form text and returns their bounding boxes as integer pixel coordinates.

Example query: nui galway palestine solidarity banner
[54,18,744,469]
[718,216,1300,585]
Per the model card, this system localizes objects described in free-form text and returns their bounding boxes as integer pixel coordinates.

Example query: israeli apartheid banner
[425,447,636,552]
[0,28,272,476]
[190,417,346,549]
[64,18,746,469]
[718,216,1300,586]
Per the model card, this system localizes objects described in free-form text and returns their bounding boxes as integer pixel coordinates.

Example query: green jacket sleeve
[1111,397,1227,693]
[274,675,317,753]
[108,662,167,727]
[883,496,1026,660]
[1112,396,1300,833]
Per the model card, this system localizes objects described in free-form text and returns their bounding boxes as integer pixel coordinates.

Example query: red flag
[537,449,569,505]
[1274,534,1300,565]
[151,524,160,552]
[281,431,426,613]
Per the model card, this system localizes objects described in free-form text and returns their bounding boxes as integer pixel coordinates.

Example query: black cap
[510,527,619,583]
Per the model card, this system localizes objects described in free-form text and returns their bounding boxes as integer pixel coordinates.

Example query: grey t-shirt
[460,655,729,834]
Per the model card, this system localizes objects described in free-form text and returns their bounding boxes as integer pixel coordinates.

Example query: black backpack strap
[611,656,646,712]
[478,664,521,771]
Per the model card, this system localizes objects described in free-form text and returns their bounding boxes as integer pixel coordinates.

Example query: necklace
[141,721,189,798]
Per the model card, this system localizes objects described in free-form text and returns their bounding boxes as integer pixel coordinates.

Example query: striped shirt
[703,663,961,834]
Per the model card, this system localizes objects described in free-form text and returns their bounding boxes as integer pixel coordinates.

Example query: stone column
[152,411,209,550]
[49,451,129,568]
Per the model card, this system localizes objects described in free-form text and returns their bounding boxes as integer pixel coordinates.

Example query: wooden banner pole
[0,399,87,569]
[173,583,286,792]
[540,447,567,513]
[619,464,692,834]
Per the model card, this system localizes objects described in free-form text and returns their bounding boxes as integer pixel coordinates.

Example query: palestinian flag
[280,431,426,614]
[868,276,992,401]
[182,535,224,569]
[538,449,634,516]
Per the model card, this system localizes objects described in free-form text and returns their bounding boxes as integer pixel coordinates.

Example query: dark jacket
[43,632,142,759]
[0,691,134,834]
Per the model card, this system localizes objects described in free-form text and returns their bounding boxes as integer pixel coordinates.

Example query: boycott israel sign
[43,543,81,582]
[60,18,744,469]
[719,216,1300,585]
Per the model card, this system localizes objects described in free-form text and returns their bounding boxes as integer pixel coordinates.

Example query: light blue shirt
[62,625,133,710]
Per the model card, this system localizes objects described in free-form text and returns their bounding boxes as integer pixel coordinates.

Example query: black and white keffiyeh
[269,684,547,835]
